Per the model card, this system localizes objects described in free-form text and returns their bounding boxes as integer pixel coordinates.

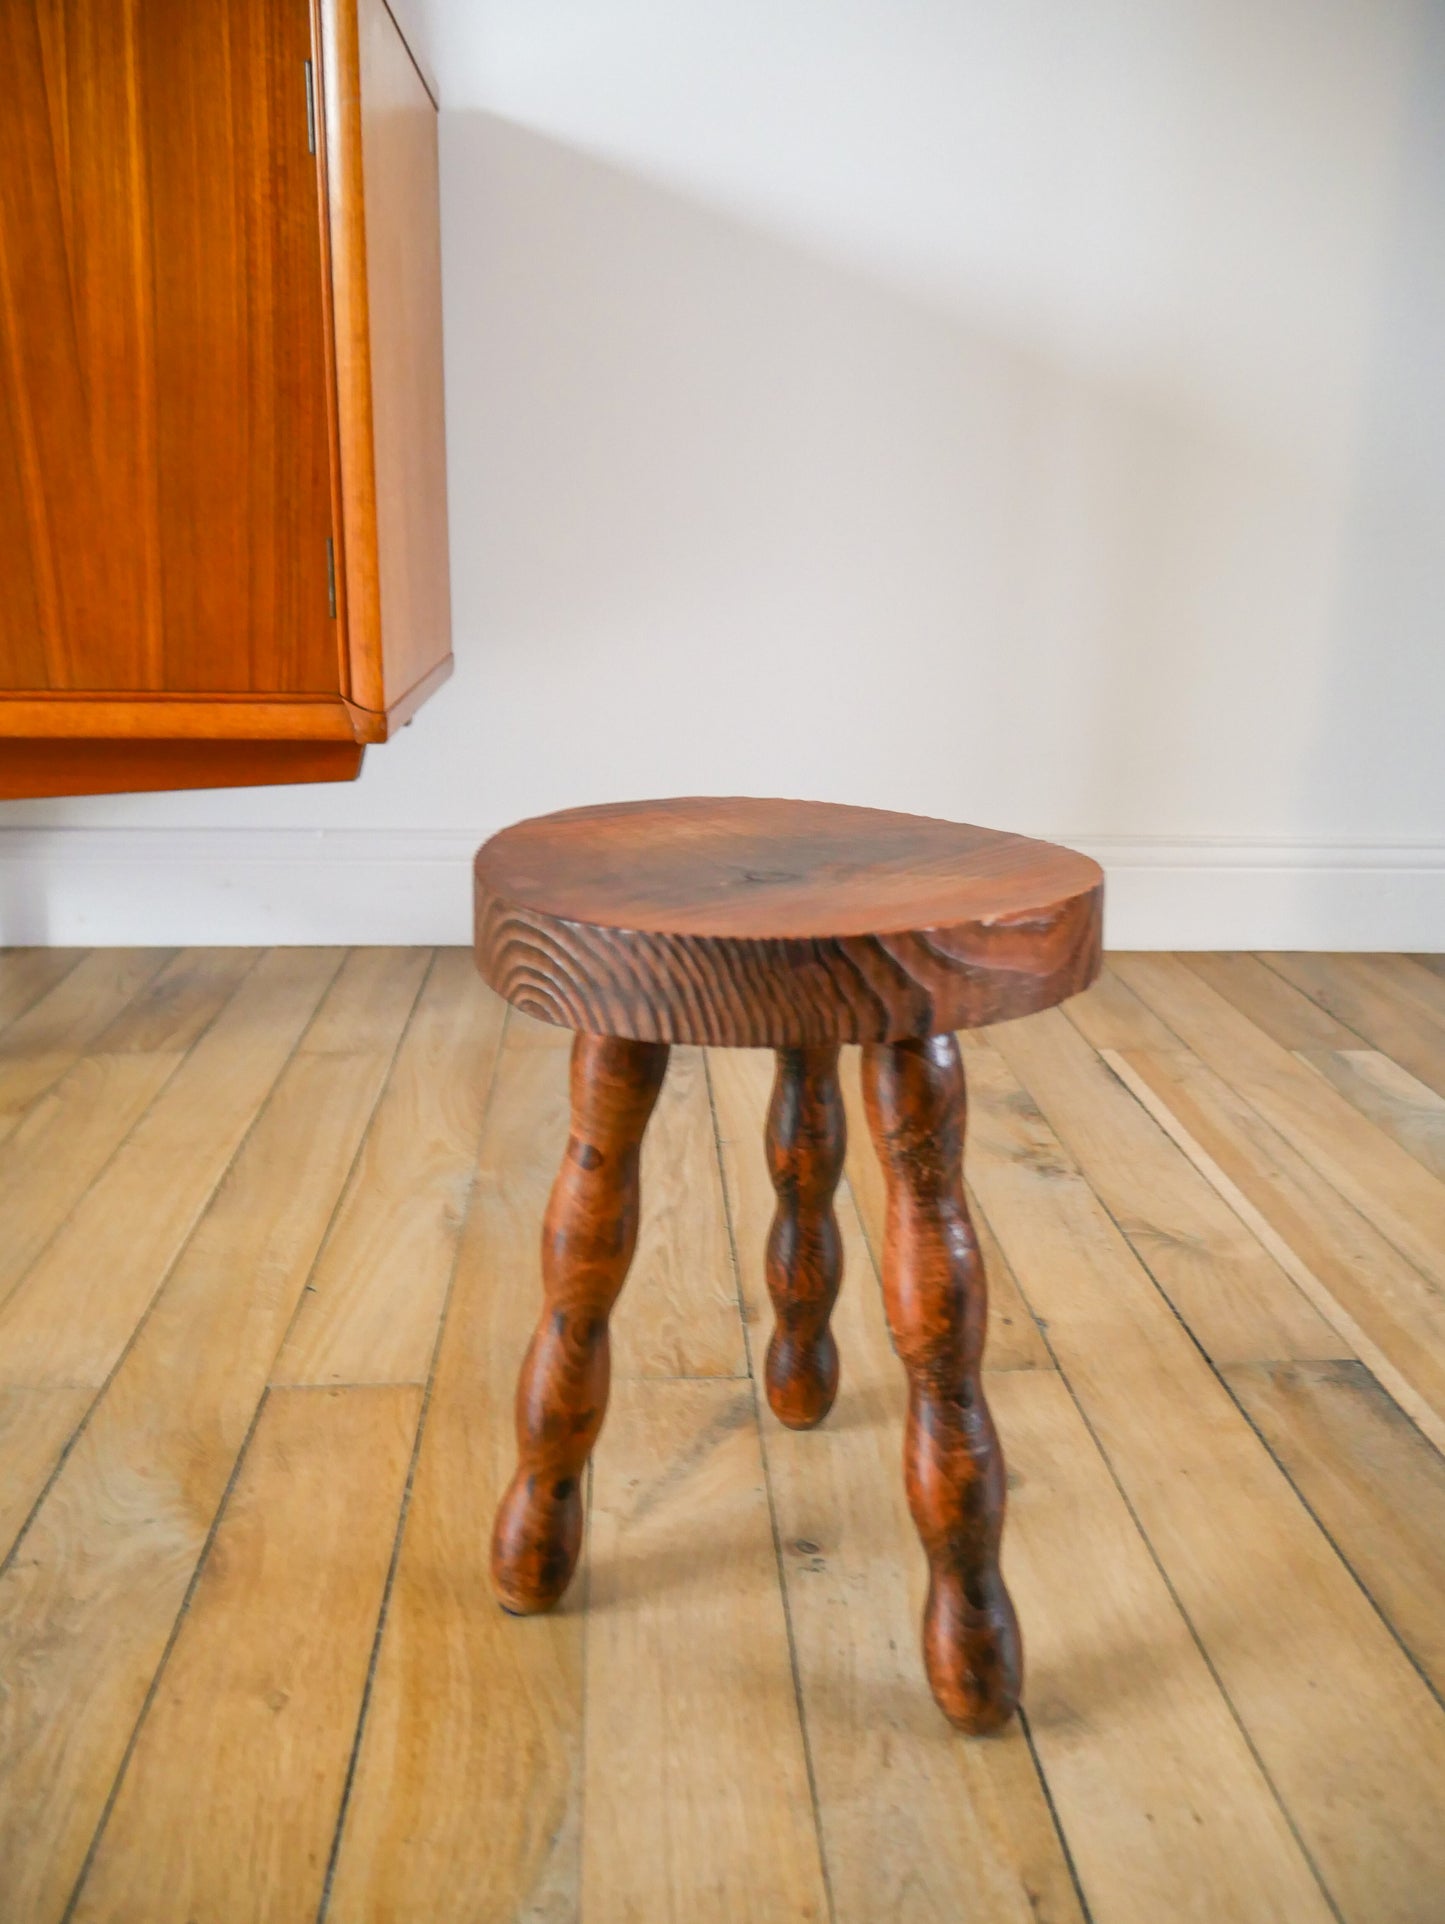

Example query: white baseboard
[0,828,1441,951]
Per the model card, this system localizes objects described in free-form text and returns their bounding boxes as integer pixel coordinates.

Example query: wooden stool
[473,797,1103,1732]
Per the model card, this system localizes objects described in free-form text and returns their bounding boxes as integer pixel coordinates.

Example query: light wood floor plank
[273,953,506,1386]
[583,1375,830,1923]
[1264,953,1445,1097]
[0,947,348,1389]
[2,948,1442,1924]
[0,1052,185,1316]
[93,946,259,1054]
[0,948,86,1031]
[0,951,264,1321]
[1114,953,1445,1299]
[0,1386,92,1554]
[324,1021,587,1924]
[964,1039,1445,1924]
[981,1009,1346,1365]
[1063,964,1180,1051]
[1185,951,1359,1049]
[615,1043,750,1379]
[713,1047,1083,1924]
[1373,953,1445,1029]
[1113,1046,1445,1452]
[0,952,422,1924]
[1296,1047,1445,1183]
[0,949,175,1142]
[1223,1359,1445,1700]
[69,1385,421,1924]
[839,1047,1051,1373]
[997,1369,1335,1924]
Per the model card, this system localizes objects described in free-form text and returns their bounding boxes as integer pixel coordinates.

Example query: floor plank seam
[0,948,179,1150]
[1254,952,1445,1063]
[314,999,512,1924]
[1119,964,1445,1322]
[1016,1703,1097,1924]
[1091,1112,1445,1708]
[265,949,439,1390]
[0,947,298,1579]
[1102,1048,1445,1459]
[703,1050,837,1924]
[1054,1054,1445,1716]
[1216,1370,1445,1721]
[59,1380,280,1924]
[844,1123,1103,1918]
[975,1040,1350,1924]
[0,951,265,1327]
[0,948,89,1036]
[1023,1319,1346,1924]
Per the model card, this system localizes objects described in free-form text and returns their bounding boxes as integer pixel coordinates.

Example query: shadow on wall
[443,110,1392,847]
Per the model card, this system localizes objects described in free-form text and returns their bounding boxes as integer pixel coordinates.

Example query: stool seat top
[474,797,1102,1047]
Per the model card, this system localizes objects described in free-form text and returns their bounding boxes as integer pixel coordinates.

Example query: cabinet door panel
[0,0,338,696]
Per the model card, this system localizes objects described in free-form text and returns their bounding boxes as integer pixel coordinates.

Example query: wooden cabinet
[0,0,450,798]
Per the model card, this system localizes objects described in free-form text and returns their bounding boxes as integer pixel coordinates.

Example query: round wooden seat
[474,797,1103,1735]
[474,796,1103,1046]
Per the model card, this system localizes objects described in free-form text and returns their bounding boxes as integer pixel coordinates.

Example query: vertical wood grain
[351,0,450,712]
[0,0,336,697]
[841,1048,1050,1373]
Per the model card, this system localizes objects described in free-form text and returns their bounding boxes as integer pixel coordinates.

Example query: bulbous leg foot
[763,1045,846,1429]
[490,1032,669,1613]
[860,1033,1022,1734]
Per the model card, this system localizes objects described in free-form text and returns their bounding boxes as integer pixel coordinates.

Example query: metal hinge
[326,536,337,619]
[304,60,317,154]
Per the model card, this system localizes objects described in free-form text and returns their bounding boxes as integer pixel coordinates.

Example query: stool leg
[491,1032,669,1613]
[764,1045,846,1428]
[860,1033,1022,1733]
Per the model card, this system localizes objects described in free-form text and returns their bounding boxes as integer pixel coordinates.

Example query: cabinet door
[0,0,339,696]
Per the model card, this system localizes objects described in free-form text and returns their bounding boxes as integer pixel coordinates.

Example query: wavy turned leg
[764,1045,847,1428]
[491,1032,669,1614]
[860,1033,1022,1733]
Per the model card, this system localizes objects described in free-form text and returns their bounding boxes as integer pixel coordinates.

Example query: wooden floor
[1,948,1444,1923]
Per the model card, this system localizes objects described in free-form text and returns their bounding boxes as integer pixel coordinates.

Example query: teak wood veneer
[475,796,1103,1731]
[0,0,450,798]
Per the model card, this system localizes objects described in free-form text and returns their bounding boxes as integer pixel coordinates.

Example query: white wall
[3,0,1442,947]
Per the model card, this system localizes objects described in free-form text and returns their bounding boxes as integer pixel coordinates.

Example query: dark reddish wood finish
[0,0,334,698]
[481,797,1100,1730]
[490,1032,668,1614]
[764,1046,847,1428]
[860,1033,1022,1732]
[474,797,1102,1047]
